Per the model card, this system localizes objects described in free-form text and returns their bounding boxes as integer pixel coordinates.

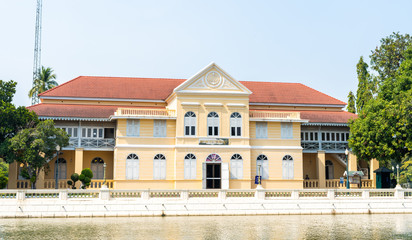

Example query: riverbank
[1,188,411,218]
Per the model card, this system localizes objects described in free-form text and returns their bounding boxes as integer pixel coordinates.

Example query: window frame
[230,112,242,137]
[207,112,219,137]
[154,120,167,137]
[153,154,166,180]
[281,122,293,139]
[184,153,197,179]
[282,155,294,180]
[126,153,139,180]
[184,111,196,136]
[230,154,243,179]
[126,119,140,137]
[256,122,268,139]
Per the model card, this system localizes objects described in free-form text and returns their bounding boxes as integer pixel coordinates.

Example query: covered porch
[302,151,379,189]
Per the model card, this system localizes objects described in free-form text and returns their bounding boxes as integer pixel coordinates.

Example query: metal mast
[31,0,42,105]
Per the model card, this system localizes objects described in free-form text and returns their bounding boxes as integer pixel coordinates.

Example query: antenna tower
[31,0,42,105]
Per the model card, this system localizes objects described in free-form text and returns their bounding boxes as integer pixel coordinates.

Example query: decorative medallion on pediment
[205,71,222,88]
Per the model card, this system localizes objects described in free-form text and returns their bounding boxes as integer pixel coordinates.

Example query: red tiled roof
[27,104,164,119]
[299,110,357,123]
[39,76,346,106]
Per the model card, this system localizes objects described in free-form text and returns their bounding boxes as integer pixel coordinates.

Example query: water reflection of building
[8,63,379,189]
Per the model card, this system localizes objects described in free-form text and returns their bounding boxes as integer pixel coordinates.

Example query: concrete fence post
[255,189,265,200]
[59,190,68,200]
[291,190,299,200]
[16,191,25,201]
[362,190,370,199]
[327,190,335,200]
[141,190,150,200]
[219,190,227,200]
[99,188,110,201]
[395,189,404,199]
[181,190,189,200]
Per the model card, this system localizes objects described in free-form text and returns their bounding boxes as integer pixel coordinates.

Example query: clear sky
[1,1,411,107]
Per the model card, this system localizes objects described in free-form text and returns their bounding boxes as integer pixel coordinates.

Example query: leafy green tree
[355,57,374,113]
[347,91,356,113]
[349,47,412,166]
[28,66,58,102]
[0,158,8,189]
[0,80,39,163]
[79,168,93,189]
[370,32,412,83]
[9,120,69,189]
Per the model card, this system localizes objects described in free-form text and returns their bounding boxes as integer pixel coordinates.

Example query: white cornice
[204,103,223,107]
[227,103,246,107]
[181,102,201,106]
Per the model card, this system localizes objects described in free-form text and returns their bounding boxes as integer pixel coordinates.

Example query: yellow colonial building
[8,63,379,189]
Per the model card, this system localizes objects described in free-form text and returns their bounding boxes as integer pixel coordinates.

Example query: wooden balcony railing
[249,110,300,120]
[115,108,176,118]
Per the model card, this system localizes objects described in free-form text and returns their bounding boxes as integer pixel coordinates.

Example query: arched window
[230,154,243,179]
[206,153,222,162]
[184,153,196,179]
[282,155,294,179]
[230,112,242,137]
[184,111,196,136]
[207,112,219,136]
[126,154,139,180]
[325,160,334,180]
[91,157,105,179]
[55,158,67,180]
[256,154,269,179]
[153,154,166,180]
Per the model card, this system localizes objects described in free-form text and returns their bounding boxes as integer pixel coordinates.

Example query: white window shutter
[126,160,131,179]
[221,162,229,189]
[282,160,288,179]
[160,160,166,179]
[263,160,269,179]
[238,160,243,179]
[202,163,207,189]
[191,159,196,179]
[153,160,159,179]
[230,160,235,179]
[184,159,190,179]
[288,159,294,179]
[162,121,167,137]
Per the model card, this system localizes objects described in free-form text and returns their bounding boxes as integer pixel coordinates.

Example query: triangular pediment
[174,62,252,95]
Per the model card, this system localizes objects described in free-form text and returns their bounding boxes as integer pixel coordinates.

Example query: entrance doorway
[325,160,334,179]
[206,163,221,189]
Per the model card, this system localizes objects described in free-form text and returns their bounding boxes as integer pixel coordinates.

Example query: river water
[0,214,411,240]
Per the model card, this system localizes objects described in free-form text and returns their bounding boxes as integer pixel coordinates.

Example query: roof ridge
[77,76,187,80]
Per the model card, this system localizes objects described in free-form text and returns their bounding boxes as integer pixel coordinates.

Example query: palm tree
[29,66,58,102]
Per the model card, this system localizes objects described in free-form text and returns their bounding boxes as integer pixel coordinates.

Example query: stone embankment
[1,188,411,218]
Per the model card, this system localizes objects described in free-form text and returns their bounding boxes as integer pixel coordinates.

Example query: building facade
[8,63,379,189]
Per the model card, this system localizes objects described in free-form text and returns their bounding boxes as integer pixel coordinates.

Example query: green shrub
[71,173,79,182]
[79,168,93,189]
[0,175,8,189]
[81,168,93,179]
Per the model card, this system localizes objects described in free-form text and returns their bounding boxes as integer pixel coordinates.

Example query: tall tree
[355,57,374,113]
[349,47,412,166]
[9,120,69,189]
[347,91,356,113]
[0,80,38,163]
[28,66,58,102]
[370,32,412,83]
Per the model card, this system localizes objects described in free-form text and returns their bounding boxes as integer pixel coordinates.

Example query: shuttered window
[91,157,105,179]
[256,154,269,179]
[153,154,166,180]
[281,123,293,139]
[184,111,196,136]
[282,155,294,179]
[126,120,140,137]
[230,154,243,179]
[154,120,166,137]
[184,154,196,179]
[230,112,242,137]
[256,122,268,139]
[207,112,219,136]
[126,154,139,180]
